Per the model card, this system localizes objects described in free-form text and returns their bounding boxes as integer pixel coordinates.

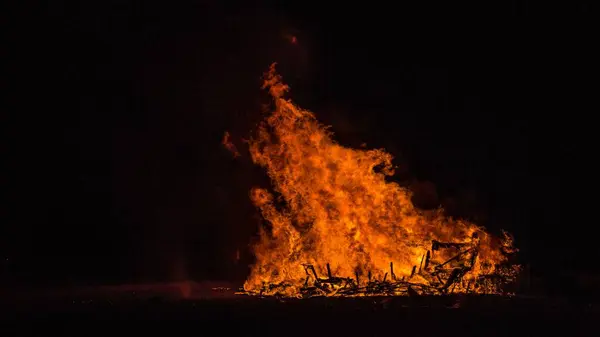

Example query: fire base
[241,237,518,298]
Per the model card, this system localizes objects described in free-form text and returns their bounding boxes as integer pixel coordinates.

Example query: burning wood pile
[230,64,520,298]
[242,233,518,298]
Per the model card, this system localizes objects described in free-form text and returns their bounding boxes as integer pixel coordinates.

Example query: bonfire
[230,64,519,298]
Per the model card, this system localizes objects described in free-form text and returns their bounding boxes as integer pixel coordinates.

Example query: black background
[2,1,592,293]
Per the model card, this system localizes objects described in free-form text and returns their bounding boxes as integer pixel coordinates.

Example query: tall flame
[243,64,516,296]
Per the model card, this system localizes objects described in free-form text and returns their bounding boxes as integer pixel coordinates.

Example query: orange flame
[243,64,517,297]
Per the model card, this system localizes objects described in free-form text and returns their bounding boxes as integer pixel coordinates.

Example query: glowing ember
[240,64,519,297]
[222,131,241,158]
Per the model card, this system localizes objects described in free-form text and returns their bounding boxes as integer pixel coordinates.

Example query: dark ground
[1,283,598,336]
[3,295,597,336]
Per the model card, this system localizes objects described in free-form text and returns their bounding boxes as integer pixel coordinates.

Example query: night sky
[3,1,592,293]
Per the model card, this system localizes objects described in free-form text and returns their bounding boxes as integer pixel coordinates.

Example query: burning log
[300,263,359,296]
[407,285,419,297]
[441,268,464,291]
[432,240,464,251]
[434,248,476,271]
[303,264,319,281]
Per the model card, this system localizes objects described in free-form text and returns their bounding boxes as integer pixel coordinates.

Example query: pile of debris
[242,234,518,298]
